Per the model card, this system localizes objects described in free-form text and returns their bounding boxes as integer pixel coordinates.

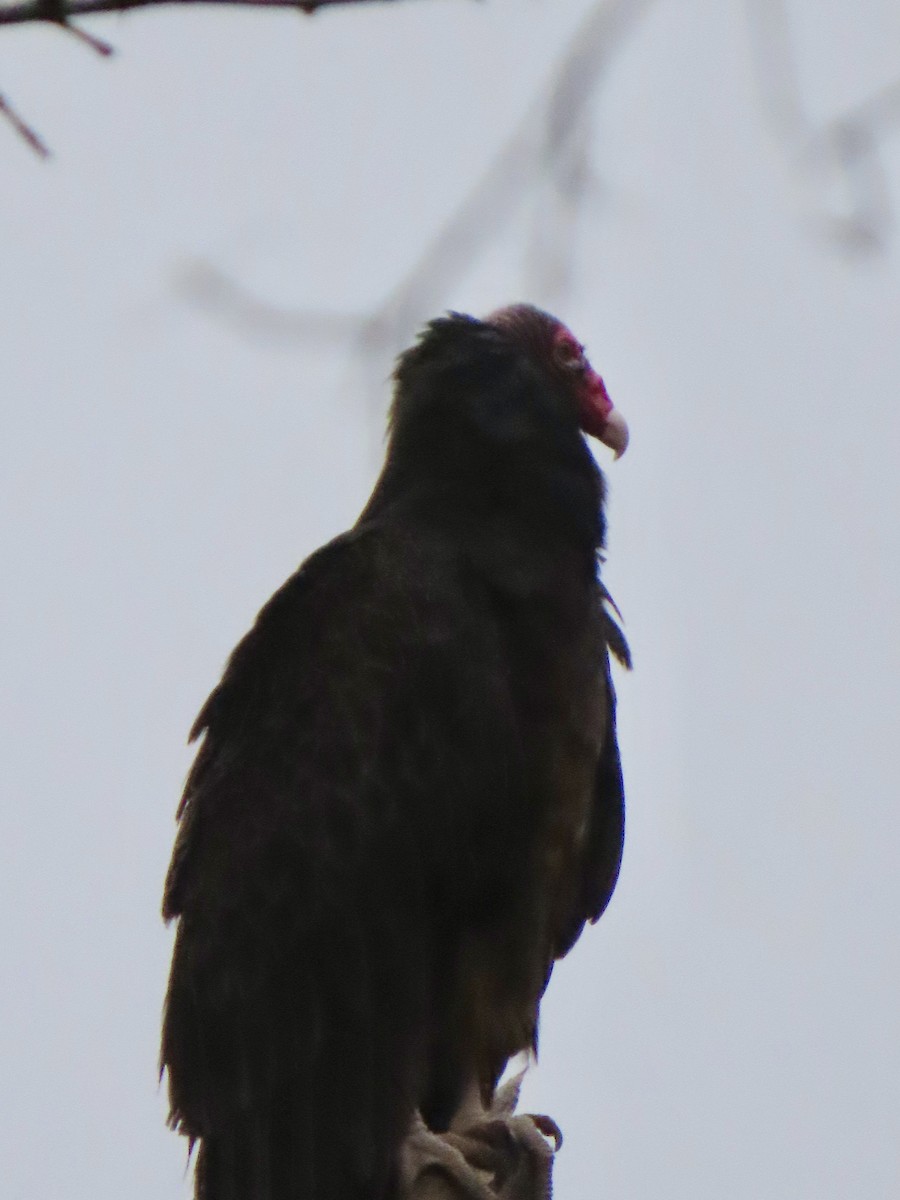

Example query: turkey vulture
[161,304,630,1200]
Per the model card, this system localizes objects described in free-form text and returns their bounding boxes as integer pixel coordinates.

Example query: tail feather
[162,887,434,1200]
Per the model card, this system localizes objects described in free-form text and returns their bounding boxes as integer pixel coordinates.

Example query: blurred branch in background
[6,0,897,338]
[184,0,900,378]
[747,0,900,252]
[179,0,656,385]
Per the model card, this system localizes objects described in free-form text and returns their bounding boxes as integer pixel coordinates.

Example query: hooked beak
[580,370,629,459]
[599,408,629,459]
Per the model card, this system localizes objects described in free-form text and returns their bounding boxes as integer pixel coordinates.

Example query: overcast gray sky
[1,1,899,1197]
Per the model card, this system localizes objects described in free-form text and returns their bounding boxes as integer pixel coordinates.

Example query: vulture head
[370,304,628,547]
[486,303,628,459]
[390,305,628,465]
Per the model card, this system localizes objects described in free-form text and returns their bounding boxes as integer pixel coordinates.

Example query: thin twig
[60,19,115,52]
[9,0,113,44]
[0,92,51,156]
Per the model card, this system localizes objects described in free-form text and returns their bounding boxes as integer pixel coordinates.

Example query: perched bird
[161,304,630,1200]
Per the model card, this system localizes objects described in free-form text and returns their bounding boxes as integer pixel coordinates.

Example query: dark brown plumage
[161,305,630,1200]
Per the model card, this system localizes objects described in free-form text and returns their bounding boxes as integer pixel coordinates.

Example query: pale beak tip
[603,408,629,460]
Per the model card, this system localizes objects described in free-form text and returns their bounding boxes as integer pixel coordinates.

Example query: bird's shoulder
[162,519,517,922]
[188,521,464,730]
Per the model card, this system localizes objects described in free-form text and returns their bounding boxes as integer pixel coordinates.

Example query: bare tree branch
[0,0,427,154]
[0,0,412,25]
[1,16,112,156]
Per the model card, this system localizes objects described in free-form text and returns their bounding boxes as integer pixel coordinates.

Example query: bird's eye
[554,338,586,373]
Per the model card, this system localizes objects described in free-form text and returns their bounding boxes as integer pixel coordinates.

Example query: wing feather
[550,589,629,961]
[161,525,523,1200]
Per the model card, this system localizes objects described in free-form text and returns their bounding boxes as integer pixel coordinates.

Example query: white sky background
[2,0,899,1197]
